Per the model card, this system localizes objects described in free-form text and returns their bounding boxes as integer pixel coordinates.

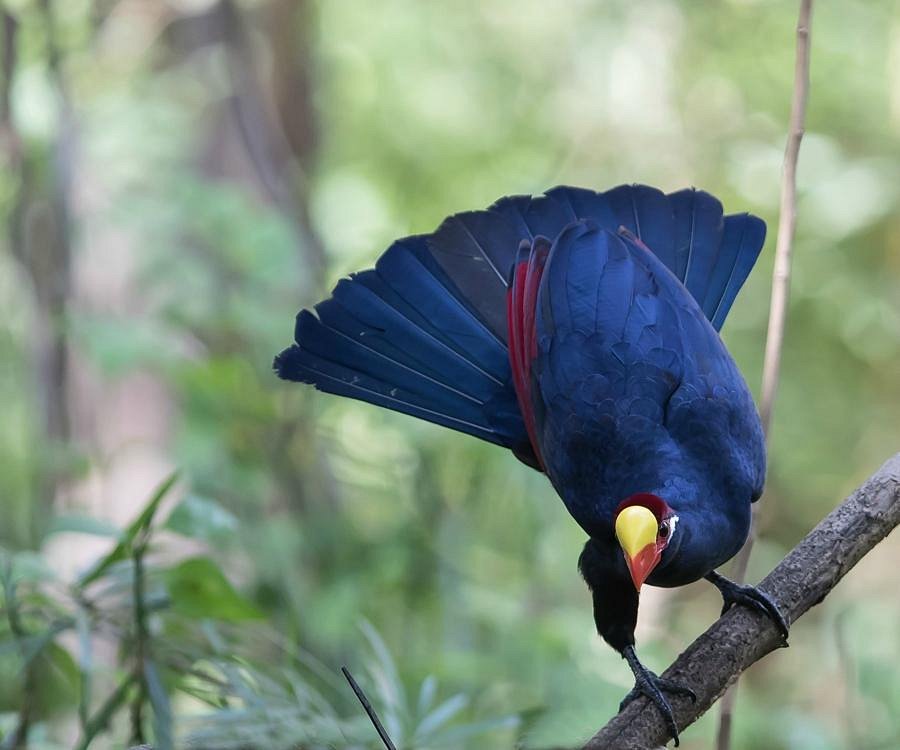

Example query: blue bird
[275,184,788,745]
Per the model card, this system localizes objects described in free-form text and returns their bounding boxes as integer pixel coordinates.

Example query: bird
[274,183,789,745]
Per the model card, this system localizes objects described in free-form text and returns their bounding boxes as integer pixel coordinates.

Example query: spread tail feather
[276,183,766,467]
[274,235,535,460]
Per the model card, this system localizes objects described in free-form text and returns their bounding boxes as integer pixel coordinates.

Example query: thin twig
[716,0,814,743]
[74,674,138,750]
[584,452,900,749]
[341,666,398,750]
[759,0,814,436]
[715,3,814,748]
[129,536,151,745]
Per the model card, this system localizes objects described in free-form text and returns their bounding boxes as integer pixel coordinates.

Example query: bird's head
[614,493,679,591]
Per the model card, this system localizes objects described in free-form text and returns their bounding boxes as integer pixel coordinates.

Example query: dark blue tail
[273,233,535,461]
[275,184,765,461]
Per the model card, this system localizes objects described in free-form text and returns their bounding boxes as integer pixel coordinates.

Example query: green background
[1,1,898,748]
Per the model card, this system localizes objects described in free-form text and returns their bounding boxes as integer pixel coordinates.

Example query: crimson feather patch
[507,236,551,469]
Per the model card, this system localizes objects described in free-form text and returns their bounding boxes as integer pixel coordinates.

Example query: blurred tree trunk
[2,5,75,540]
[166,0,334,514]
[167,0,326,280]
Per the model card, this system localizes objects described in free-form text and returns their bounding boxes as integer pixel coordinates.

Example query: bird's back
[527,221,766,538]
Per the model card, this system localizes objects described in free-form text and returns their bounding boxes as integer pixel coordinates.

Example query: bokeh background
[1,1,899,748]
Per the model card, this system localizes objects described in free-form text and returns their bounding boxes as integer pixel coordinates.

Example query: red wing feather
[507,237,551,469]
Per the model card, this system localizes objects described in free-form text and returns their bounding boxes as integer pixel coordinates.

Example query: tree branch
[582,452,900,749]
[758,0,813,437]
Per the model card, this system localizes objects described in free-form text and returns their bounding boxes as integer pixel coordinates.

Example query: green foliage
[78,472,179,588]
[164,558,262,622]
[1,479,515,749]
[164,495,239,545]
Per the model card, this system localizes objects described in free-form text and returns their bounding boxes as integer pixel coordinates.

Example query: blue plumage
[276,234,526,450]
[531,222,764,557]
[709,213,767,328]
[276,183,774,740]
[276,183,765,461]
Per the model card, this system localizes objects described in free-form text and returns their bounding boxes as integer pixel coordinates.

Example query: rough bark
[583,452,900,750]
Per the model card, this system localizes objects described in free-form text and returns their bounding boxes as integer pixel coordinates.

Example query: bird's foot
[705,570,790,643]
[620,645,695,747]
[619,674,697,712]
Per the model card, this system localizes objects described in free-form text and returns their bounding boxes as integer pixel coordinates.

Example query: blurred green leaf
[35,641,81,716]
[360,620,407,740]
[1,549,55,584]
[79,471,180,588]
[75,607,92,728]
[71,314,180,375]
[17,619,73,669]
[145,658,174,750]
[426,714,521,746]
[77,675,136,750]
[165,494,239,543]
[417,674,438,717]
[414,692,468,739]
[164,557,262,622]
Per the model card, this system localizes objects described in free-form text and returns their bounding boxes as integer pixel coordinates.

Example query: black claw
[657,677,697,704]
[619,676,696,712]
[620,646,694,747]
[706,571,790,644]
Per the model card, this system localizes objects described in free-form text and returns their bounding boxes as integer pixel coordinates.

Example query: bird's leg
[619,644,696,747]
[705,570,790,642]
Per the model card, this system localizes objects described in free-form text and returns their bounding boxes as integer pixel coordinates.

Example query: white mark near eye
[669,515,679,536]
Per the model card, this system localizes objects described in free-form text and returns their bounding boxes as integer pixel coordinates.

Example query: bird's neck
[652,501,751,587]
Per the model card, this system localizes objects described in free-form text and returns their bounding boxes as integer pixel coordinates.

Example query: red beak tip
[625,544,661,591]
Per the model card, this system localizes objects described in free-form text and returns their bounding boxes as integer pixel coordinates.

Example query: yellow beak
[615,505,660,590]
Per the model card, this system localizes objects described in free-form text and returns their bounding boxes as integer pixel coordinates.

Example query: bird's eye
[658,522,670,539]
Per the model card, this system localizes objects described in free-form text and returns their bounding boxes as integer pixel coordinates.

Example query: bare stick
[341,666,398,750]
[129,538,150,745]
[583,452,900,749]
[715,3,814,747]
[758,0,814,436]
